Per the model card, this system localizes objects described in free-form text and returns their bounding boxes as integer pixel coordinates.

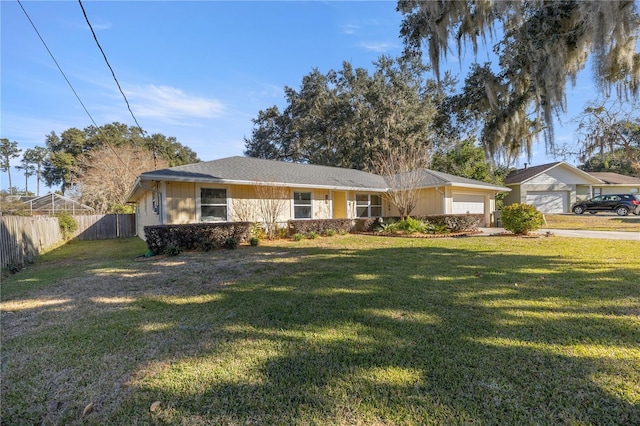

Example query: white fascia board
[139,175,388,192]
[449,182,511,192]
[417,182,511,192]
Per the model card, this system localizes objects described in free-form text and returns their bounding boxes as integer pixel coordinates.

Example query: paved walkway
[478,227,639,241]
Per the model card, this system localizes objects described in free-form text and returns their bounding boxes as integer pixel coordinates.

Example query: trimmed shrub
[353,217,384,232]
[501,204,544,235]
[144,222,251,254]
[287,219,352,236]
[249,237,260,246]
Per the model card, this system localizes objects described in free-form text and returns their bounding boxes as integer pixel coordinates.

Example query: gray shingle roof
[588,172,640,185]
[504,162,563,184]
[134,156,510,196]
[140,156,389,190]
[417,169,508,190]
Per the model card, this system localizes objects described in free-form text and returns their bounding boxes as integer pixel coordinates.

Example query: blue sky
[1,0,598,194]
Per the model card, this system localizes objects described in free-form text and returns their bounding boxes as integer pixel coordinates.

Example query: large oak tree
[398,0,640,162]
[244,56,446,172]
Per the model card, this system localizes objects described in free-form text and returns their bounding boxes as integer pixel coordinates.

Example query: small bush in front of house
[164,244,183,256]
[57,212,78,240]
[198,239,215,252]
[325,229,336,237]
[276,227,288,239]
[291,233,304,241]
[394,217,428,234]
[426,223,449,235]
[249,237,260,246]
[501,203,544,235]
[223,237,239,250]
[306,231,318,239]
[251,223,267,240]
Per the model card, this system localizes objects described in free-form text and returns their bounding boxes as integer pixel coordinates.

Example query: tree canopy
[398,0,640,162]
[571,100,640,175]
[244,56,447,172]
[43,122,199,191]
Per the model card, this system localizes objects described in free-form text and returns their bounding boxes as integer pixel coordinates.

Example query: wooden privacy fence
[0,214,136,269]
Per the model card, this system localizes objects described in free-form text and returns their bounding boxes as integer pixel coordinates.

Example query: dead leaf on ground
[150,400,161,412]
[82,402,94,419]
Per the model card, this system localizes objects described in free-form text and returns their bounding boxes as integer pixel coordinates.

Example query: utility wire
[78,0,159,169]
[17,0,129,169]
[78,0,144,132]
[17,0,100,130]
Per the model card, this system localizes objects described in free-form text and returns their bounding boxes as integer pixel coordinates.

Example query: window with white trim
[200,188,227,222]
[356,194,382,217]
[293,191,312,219]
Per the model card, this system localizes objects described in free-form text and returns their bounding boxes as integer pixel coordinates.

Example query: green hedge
[355,215,482,233]
[287,219,352,236]
[291,214,484,235]
[144,222,252,254]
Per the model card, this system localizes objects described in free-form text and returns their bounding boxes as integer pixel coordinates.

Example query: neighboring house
[587,172,640,197]
[504,161,640,213]
[126,156,509,237]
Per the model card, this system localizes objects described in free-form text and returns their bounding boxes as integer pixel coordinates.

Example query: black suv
[572,194,640,216]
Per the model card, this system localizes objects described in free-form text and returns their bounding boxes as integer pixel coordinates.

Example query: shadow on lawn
[2,241,639,424]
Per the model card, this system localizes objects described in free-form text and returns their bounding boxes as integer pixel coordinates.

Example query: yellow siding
[387,188,444,217]
[136,191,161,239]
[166,182,195,224]
[229,184,293,223]
[314,189,332,219]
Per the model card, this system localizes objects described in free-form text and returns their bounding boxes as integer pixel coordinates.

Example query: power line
[16,0,100,130]
[78,0,144,132]
[17,0,129,170]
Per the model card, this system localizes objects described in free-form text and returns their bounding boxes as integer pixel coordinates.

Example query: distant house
[504,162,640,213]
[587,172,640,196]
[126,156,509,238]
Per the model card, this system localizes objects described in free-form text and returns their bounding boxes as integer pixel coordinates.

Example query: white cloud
[124,85,225,123]
[341,24,360,35]
[359,41,397,53]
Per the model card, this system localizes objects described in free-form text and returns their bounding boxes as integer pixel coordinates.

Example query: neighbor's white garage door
[452,194,485,214]
[525,191,567,213]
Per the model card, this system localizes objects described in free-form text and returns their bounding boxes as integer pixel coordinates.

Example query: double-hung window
[293,191,312,219]
[356,194,382,217]
[200,188,227,222]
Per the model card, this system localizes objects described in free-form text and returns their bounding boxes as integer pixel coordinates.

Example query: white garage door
[525,191,567,213]
[452,194,485,214]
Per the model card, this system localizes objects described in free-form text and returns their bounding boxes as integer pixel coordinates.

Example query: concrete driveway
[479,227,640,241]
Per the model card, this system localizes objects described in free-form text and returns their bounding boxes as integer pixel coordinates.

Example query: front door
[332,191,347,218]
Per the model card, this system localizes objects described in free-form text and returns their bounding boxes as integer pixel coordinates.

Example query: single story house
[126,156,509,237]
[503,161,640,213]
[587,172,640,196]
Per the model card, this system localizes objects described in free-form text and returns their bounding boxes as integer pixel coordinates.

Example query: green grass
[1,235,639,425]
[543,213,640,232]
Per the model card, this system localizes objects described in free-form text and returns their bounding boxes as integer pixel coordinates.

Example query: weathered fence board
[1,214,136,269]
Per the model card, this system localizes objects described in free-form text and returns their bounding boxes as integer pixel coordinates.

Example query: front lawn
[1,235,638,425]
[543,213,640,232]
